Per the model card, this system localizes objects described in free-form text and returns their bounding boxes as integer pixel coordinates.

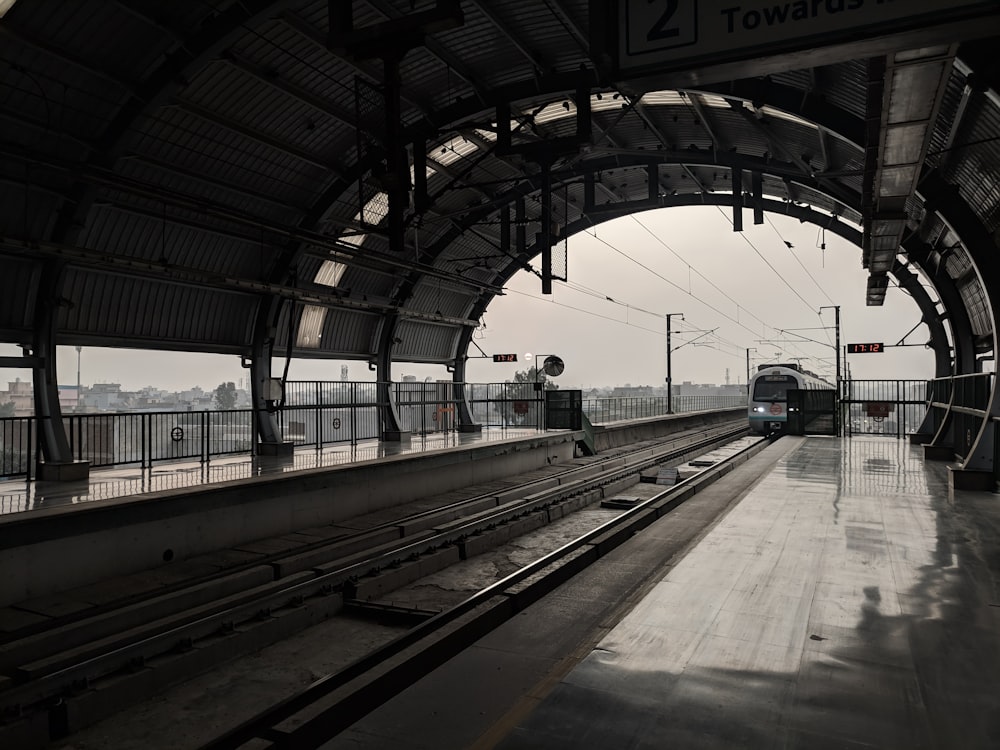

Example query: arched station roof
[1,1,999,371]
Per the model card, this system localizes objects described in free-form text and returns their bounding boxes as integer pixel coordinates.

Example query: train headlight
[753,406,765,413]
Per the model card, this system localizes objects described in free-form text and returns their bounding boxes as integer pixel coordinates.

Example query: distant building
[82,383,124,411]
[0,378,33,416]
[611,385,654,398]
[58,385,79,411]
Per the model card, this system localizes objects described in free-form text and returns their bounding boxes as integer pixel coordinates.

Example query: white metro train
[748,364,832,435]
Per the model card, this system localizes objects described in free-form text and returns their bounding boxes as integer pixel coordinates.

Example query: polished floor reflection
[501,436,1000,749]
[0,428,544,515]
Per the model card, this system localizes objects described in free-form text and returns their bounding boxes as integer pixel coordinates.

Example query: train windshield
[753,377,795,401]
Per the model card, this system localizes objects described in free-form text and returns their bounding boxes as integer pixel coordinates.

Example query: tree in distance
[214,382,237,410]
[510,366,559,390]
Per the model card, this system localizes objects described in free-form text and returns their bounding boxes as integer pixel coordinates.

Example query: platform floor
[0,427,543,516]
[329,436,1000,750]
[498,436,1000,749]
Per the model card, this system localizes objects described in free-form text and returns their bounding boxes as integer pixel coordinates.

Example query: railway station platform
[0,426,571,609]
[330,435,1000,750]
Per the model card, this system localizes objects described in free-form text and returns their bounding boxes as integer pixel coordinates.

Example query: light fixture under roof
[0,0,17,18]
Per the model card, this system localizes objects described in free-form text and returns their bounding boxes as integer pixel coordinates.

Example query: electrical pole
[745,347,758,391]
[820,306,841,436]
[665,313,683,414]
[75,345,82,412]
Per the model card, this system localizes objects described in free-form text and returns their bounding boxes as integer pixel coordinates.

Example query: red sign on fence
[866,402,891,418]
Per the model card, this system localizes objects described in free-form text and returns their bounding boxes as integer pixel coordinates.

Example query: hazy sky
[2,205,943,392]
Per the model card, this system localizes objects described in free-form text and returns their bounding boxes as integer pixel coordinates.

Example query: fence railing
[840,380,931,438]
[0,381,547,479]
[923,372,995,460]
[0,384,752,480]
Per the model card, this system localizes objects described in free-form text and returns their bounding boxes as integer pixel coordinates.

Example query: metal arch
[413,149,863,308]
[917,172,1000,481]
[391,79,996,386]
[471,195,862,309]
[397,76,870,273]
[890,260,952,377]
[903,239,976,375]
[511,196,865,293]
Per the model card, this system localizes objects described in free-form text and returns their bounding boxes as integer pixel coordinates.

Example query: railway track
[0,421,753,748]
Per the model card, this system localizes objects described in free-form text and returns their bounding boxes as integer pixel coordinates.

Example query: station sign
[609,0,999,79]
[492,353,518,362]
[847,342,884,353]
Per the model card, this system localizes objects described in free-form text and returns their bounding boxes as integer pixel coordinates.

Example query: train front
[748,368,799,434]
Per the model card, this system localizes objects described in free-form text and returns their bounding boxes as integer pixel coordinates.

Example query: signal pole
[745,347,758,391]
[665,313,684,414]
[820,306,841,436]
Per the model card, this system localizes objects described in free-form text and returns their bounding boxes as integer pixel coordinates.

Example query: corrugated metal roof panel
[0,182,62,241]
[0,256,37,331]
[958,276,992,337]
[394,319,461,361]
[60,269,259,349]
[5,0,169,87]
[948,94,1000,234]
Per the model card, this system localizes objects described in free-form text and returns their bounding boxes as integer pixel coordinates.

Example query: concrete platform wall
[591,407,745,452]
[0,433,580,606]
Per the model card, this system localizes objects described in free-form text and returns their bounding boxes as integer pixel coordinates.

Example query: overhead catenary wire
[713,204,820,315]
[522,222,824,372]
[582,219,770,340]
[579,213,822,366]
[628,213,774,334]
[511,282,749,361]
[763,214,836,308]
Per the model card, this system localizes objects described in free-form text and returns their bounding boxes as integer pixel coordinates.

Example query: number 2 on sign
[647,0,680,42]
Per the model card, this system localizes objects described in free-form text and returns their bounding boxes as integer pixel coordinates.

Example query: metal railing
[0,417,32,480]
[0,382,748,480]
[467,382,544,429]
[923,372,994,460]
[840,380,931,438]
[0,382,546,479]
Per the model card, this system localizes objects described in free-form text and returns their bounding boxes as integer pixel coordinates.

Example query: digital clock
[847,343,884,354]
[492,353,518,362]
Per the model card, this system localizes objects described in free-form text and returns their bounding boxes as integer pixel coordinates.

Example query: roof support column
[451,329,482,433]
[31,262,89,480]
[377,314,408,442]
[249,298,294,456]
